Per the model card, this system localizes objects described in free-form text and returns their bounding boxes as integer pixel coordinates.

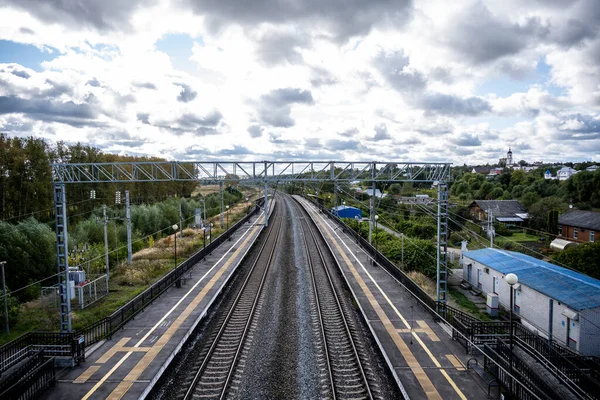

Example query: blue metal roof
[463,248,600,311]
[332,205,361,211]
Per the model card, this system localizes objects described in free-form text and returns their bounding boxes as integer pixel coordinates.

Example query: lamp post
[0,261,8,335]
[401,233,405,267]
[203,227,207,250]
[209,223,213,245]
[245,197,249,215]
[506,272,519,397]
[226,205,230,230]
[172,224,178,267]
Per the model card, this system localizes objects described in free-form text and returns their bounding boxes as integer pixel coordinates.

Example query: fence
[0,351,56,400]
[76,201,262,347]
[0,201,262,373]
[304,195,600,398]
[74,274,109,310]
[0,332,82,374]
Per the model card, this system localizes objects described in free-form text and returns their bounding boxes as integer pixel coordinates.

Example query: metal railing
[0,201,262,370]
[305,195,600,399]
[0,352,56,400]
[76,202,262,347]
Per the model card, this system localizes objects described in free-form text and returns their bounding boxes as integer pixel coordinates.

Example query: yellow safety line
[73,365,101,384]
[308,200,467,400]
[313,212,442,400]
[446,354,467,371]
[80,218,262,400]
[108,224,261,399]
[95,338,132,364]
[417,320,440,342]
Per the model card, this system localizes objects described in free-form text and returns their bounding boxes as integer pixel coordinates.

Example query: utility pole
[401,233,404,267]
[179,202,183,238]
[488,208,494,248]
[368,162,376,246]
[220,181,224,228]
[0,261,8,335]
[103,205,109,283]
[126,190,132,264]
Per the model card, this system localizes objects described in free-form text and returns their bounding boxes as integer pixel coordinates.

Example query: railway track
[178,198,283,400]
[292,198,379,400]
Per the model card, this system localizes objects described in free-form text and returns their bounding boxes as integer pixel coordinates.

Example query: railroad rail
[180,198,284,400]
[292,197,378,399]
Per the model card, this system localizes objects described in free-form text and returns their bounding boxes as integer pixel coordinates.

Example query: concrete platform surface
[43,211,267,400]
[297,196,495,400]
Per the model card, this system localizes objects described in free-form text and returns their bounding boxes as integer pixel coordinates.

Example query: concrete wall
[463,255,600,356]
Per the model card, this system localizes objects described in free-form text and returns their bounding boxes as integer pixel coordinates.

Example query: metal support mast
[368,162,376,246]
[179,202,183,238]
[103,205,109,283]
[126,190,132,264]
[436,181,449,316]
[264,179,269,227]
[53,183,71,332]
[220,181,224,228]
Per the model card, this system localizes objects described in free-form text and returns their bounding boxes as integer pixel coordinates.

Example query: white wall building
[557,166,579,181]
[462,248,600,356]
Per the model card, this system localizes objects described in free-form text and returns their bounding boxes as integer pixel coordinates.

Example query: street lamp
[209,223,213,245]
[203,226,207,250]
[506,272,519,396]
[172,224,178,267]
[226,205,230,230]
[245,197,249,215]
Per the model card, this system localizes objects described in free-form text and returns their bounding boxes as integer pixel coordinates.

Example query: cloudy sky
[0,0,599,164]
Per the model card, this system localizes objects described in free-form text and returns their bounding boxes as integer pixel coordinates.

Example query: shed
[550,238,579,251]
[332,205,362,219]
[462,247,600,355]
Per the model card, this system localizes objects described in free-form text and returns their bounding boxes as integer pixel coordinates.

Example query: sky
[0,0,599,165]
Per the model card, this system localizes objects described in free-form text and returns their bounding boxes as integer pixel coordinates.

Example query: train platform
[297,196,493,400]
[44,210,267,400]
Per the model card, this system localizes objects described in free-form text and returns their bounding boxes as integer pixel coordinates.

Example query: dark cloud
[0,116,34,133]
[374,50,426,92]
[325,139,360,151]
[86,78,101,87]
[0,96,98,125]
[137,113,150,124]
[247,125,264,138]
[445,2,543,64]
[149,109,224,136]
[554,114,600,140]
[19,27,35,34]
[186,0,412,42]
[338,127,359,137]
[176,83,197,103]
[256,32,309,65]
[449,133,482,147]
[262,87,314,106]
[546,0,600,46]
[258,87,314,127]
[2,0,157,31]
[43,79,74,98]
[304,138,321,149]
[310,67,337,87]
[373,123,391,140]
[133,82,157,90]
[419,93,491,116]
[214,145,254,156]
[11,70,30,79]
[178,110,223,128]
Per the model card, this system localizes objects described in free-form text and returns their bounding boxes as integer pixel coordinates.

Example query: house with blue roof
[462,247,600,356]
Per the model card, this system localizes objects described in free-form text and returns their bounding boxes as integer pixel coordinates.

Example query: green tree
[551,242,600,280]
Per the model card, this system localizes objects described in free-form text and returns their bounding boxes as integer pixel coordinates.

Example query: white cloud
[0,0,598,163]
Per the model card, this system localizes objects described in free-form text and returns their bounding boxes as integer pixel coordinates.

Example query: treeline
[0,134,196,223]
[450,167,600,231]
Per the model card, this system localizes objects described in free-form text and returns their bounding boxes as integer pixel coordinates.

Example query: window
[592,231,595,243]
[574,228,578,239]
[558,226,562,236]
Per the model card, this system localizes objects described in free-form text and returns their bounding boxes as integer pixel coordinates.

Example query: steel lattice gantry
[51,160,451,331]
